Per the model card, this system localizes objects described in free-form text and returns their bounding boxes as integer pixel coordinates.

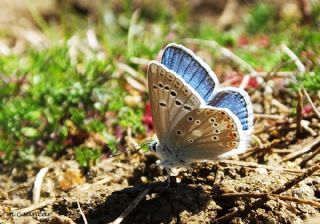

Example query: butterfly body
[148,43,253,168]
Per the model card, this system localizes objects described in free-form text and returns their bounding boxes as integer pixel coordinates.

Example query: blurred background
[0,0,319,171]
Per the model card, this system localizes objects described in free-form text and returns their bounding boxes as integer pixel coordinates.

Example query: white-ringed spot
[159,102,167,107]
[209,118,216,123]
[212,136,219,141]
[176,129,183,135]
[183,105,192,111]
[187,116,193,122]
[175,100,182,106]
[170,90,177,97]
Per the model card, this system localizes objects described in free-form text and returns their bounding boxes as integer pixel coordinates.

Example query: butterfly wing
[208,87,254,134]
[147,61,205,145]
[166,107,247,163]
[161,43,219,102]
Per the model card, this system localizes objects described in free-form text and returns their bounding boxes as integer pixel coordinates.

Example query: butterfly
[147,43,253,169]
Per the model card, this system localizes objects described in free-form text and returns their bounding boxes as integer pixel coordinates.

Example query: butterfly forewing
[148,61,204,144]
[161,44,219,102]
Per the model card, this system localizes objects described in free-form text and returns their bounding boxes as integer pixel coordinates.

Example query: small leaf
[21,127,39,137]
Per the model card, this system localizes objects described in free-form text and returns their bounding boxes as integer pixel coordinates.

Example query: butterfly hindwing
[166,107,246,163]
[161,43,219,102]
[208,87,253,133]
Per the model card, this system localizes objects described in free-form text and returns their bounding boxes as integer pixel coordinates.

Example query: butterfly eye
[149,142,157,152]
[187,116,193,122]
[158,82,164,88]
[164,85,170,91]
[170,90,177,97]
[153,84,157,89]
[213,123,219,127]
[214,129,220,134]
[195,120,201,125]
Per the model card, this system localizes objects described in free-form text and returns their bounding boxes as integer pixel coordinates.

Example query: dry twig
[239,139,280,160]
[218,160,320,176]
[296,88,303,137]
[281,135,320,162]
[77,201,88,224]
[33,167,49,204]
[302,87,320,120]
[299,147,320,168]
[109,188,150,224]
[11,198,56,215]
[254,114,287,120]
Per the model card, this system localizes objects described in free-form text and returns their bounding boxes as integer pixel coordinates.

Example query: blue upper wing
[161,43,219,102]
[208,88,253,132]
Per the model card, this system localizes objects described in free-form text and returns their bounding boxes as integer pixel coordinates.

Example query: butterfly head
[148,140,158,152]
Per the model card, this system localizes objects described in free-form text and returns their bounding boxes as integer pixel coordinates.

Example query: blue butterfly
[148,43,253,168]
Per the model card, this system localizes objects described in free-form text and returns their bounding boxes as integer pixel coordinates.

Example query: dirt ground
[1,147,319,223]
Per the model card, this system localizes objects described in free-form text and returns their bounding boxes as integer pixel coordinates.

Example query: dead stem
[271,98,290,113]
[301,120,318,136]
[77,201,88,224]
[239,139,280,160]
[213,163,320,223]
[219,192,320,208]
[280,43,306,73]
[33,167,49,204]
[218,160,320,176]
[281,135,320,162]
[296,88,303,138]
[11,198,56,215]
[109,188,150,224]
[255,113,287,120]
[302,87,320,120]
[299,147,320,168]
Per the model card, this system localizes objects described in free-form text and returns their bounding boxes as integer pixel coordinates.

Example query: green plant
[75,146,101,167]
[246,3,276,34]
